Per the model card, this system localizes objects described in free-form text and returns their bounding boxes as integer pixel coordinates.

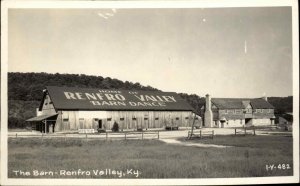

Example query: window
[79,118,84,128]
[185,117,189,120]
[195,118,198,120]
[107,118,112,121]
[63,118,69,122]
[176,117,179,120]
[235,110,241,114]
[120,118,124,121]
[49,101,53,104]
[155,117,159,120]
[94,118,99,121]
[214,121,218,126]
[144,118,148,120]
[132,117,136,121]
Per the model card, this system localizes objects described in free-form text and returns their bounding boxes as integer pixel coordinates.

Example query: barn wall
[54,111,63,132]
[41,95,56,115]
[252,118,271,125]
[224,119,245,128]
[54,110,198,132]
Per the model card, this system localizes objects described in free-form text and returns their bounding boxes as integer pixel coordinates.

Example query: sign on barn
[47,86,193,111]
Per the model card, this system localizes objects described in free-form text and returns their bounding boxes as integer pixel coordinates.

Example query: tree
[111,121,119,132]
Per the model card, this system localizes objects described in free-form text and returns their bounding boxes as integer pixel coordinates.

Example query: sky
[8,7,293,98]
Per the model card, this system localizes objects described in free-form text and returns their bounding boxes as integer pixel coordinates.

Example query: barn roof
[44,86,194,111]
[250,98,275,109]
[211,98,274,109]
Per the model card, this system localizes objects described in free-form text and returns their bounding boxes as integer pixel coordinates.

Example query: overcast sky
[8,7,293,98]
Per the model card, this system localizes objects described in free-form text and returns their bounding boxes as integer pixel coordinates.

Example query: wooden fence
[234,127,256,136]
[9,131,160,141]
[187,130,214,139]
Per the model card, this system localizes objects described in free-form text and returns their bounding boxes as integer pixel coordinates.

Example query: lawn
[8,135,293,178]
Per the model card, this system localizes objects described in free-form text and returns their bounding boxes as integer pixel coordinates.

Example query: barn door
[98,120,103,129]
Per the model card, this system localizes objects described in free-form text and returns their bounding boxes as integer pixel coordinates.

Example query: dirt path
[159,138,232,148]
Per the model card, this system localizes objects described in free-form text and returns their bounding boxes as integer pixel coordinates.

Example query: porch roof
[26,113,58,122]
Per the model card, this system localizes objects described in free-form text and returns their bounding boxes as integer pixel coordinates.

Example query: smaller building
[278,112,293,131]
[278,112,293,125]
[201,94,275,128]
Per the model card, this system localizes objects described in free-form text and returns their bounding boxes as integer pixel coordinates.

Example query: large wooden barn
[27,86,201,133]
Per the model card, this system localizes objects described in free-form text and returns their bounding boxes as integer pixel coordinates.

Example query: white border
[1,0,299,185]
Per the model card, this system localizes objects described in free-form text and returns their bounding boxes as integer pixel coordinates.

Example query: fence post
[16,133,17,139]
[200,130,202,139]
[212,130,214,139]
[86,133,88,141]
[42,133,44,142]
[64,134,66,142]
[253,127,256,136]
[235,128,236,136]
[158,131,159,139]
[125,132,127,140]
[106,132,108,141]
[142,131,144,140]
[244,128,246,136]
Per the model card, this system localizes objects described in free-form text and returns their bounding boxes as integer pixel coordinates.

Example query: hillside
[268,96,293,114]
[8,72,159,101]
[8,100,40,128]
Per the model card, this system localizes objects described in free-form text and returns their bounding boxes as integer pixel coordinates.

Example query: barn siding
[53,110,198,132]
[41,95,56,115]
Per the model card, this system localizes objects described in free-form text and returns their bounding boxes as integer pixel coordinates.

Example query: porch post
[45,120,47,133]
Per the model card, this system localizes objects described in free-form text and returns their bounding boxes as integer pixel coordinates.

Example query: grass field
[8,135,293,178]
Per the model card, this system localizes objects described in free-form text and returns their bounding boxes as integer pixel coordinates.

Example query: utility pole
[189,114,196,139]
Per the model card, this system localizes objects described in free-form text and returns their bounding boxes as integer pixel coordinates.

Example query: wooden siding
[41,95,56,115]
[217,108,274,120]
[218,109,245,120]
[54,110,201,132]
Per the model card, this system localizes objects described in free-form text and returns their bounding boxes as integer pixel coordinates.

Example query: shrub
[111,121,119,132]
[8,117,29,129]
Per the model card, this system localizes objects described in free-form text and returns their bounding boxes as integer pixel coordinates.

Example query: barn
[26,86,201,133]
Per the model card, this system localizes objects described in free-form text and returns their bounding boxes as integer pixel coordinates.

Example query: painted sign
[46,86,193,111]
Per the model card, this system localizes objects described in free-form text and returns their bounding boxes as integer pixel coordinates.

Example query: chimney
[36,108,42,116]
[204,94,213,127]
[262,96,268,101]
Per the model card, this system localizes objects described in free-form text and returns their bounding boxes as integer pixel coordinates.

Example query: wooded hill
[8,72,158,101]
[7,72,292,128]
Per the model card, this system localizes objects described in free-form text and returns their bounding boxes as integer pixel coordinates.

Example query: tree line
[8,72,159,101]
